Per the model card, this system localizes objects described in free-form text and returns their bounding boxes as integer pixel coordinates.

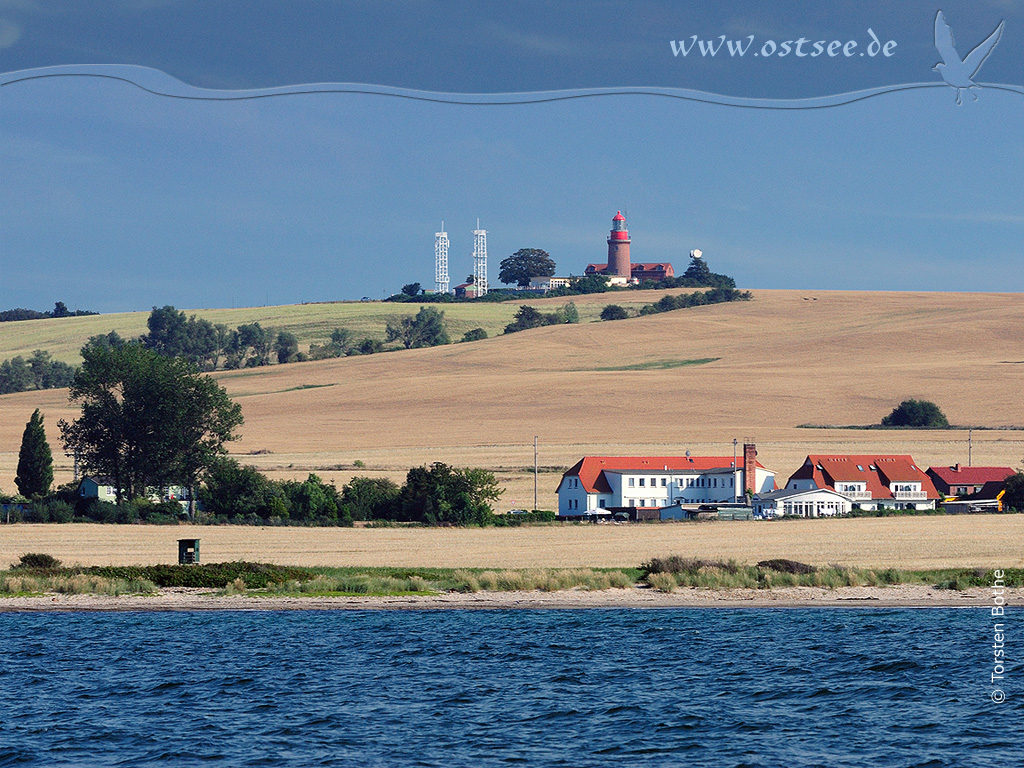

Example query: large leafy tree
[59,342,243,510]
[15,409,53,498]
[499,249,556,287]
[397,462,501,525]
[386,306,450,349]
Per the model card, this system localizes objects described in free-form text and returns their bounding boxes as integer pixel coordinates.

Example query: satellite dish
[685,449,691,458]
[689,249,703,259]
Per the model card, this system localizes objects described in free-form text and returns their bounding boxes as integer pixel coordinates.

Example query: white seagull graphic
[933,10,1004,104]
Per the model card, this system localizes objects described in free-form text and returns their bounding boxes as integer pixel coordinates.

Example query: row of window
[626,476,734,488]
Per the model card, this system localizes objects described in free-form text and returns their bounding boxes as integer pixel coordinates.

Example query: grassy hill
[0,291,669,365]
[2,289,1023,510]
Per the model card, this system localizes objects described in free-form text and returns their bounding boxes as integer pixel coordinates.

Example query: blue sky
[1,1,1023,312]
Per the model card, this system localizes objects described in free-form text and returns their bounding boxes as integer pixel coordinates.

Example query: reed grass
[0,574,157,596]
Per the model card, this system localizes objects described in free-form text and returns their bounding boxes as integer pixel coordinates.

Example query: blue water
[0,609,1019,767]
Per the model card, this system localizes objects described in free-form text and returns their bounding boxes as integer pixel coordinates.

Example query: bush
[12,553,62,570]
[881,399,949,428]
[600,304,630,321]
[461,328,488,342]
[757,559,817,574]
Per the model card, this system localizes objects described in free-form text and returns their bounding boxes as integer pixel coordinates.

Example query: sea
[0,608,1019,767]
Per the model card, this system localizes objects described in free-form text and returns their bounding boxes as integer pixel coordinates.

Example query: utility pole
[968,428,973,467]
[534,435,539,512]
[732,438,738,504]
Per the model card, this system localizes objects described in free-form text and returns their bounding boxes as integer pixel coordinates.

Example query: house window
[639,478,645,487]
[628,478,635,487]
[661,478,667,487]
[598,500,606,508]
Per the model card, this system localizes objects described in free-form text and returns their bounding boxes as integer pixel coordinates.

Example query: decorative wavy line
[3,65,1023,109]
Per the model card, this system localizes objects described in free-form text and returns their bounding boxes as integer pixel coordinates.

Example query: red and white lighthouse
[607,211,631,278]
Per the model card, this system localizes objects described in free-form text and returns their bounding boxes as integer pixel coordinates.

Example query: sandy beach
[1,584,1015,612]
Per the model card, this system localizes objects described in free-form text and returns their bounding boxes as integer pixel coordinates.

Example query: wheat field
[1,289,1023,568]
[0,515,1020,570]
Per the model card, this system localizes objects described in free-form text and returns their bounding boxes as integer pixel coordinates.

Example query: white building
[556,445,775,517]
[784,455,940,511]
[752,488,853,518]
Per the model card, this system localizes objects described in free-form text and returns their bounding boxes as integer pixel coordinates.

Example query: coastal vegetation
[3,555,1020,598]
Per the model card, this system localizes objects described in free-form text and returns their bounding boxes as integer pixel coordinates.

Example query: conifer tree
[15,408,53,498]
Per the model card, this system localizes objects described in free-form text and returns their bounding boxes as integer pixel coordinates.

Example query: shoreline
[1,584,1014,612]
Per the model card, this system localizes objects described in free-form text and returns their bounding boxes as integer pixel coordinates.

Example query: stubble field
[1,289,1023,568]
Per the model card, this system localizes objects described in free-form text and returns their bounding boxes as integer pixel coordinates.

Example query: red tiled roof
[559,456,762,494]
[927,465,1014,486]
[789,455,940,500]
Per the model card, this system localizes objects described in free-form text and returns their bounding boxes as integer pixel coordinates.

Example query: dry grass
[1,515,1021,570]
[2,290,1023,516]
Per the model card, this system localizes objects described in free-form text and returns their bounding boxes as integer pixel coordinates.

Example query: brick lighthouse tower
[607,211,631,279]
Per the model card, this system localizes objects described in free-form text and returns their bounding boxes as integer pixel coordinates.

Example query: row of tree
[0,351,76,395]
[199,460,500,526]
[0,302,98,323]
[504,302,579,334]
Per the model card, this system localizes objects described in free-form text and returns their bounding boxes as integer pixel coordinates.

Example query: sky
[1,1,1023,312]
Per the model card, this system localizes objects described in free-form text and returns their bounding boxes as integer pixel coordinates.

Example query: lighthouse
[607,211,631,279]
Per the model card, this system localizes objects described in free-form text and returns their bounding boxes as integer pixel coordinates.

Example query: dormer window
[857,465,864,471]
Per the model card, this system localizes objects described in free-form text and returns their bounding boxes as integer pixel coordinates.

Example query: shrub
[881,399,949,428]
[648,572,678,593]
[757,559,817,574]
[461,328,488,342]
[12,552,62,570]
[600,304,630,321]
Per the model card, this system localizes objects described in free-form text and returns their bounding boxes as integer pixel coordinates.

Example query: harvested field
[2,290,1023,511]
[2,515,1022,570]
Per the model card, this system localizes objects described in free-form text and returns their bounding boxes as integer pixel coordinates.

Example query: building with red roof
[784,455,940,511]
[926,464,1015,498]
[556,444,774,517]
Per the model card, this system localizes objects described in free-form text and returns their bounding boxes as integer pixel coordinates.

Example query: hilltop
[1,289,1023,509]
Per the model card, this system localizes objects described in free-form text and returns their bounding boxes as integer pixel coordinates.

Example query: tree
[275,331,300,364]
[1002,472,1024,512]
[397,462,501,525]
[226,322,274,368]
[401,282,422,297]
[601,304,630,321]
[881,399,949,428]
[341,477,401,520]
[15,409,53,498]
[59,342,243,508]
[386,306,450,349]
[199,457,283,520]
[499,248,556,287]
[682,255,712,283]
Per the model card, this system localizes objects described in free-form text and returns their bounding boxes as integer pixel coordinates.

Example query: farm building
[926,464,1014,498]
[556,444,775,517]
[784,455,940,511]
[78,476,192,509]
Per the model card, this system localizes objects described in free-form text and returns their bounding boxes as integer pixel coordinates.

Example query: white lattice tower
[434,223,450,294]
[472,220,488,296]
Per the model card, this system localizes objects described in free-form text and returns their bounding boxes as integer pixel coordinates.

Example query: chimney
[953,463,961,472]
[743,443,757,496]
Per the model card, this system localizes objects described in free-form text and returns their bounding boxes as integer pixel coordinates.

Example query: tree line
[0,302,98,323]
[2,336,504,526]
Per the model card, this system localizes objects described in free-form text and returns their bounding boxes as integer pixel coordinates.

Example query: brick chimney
[743,443,758,496]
